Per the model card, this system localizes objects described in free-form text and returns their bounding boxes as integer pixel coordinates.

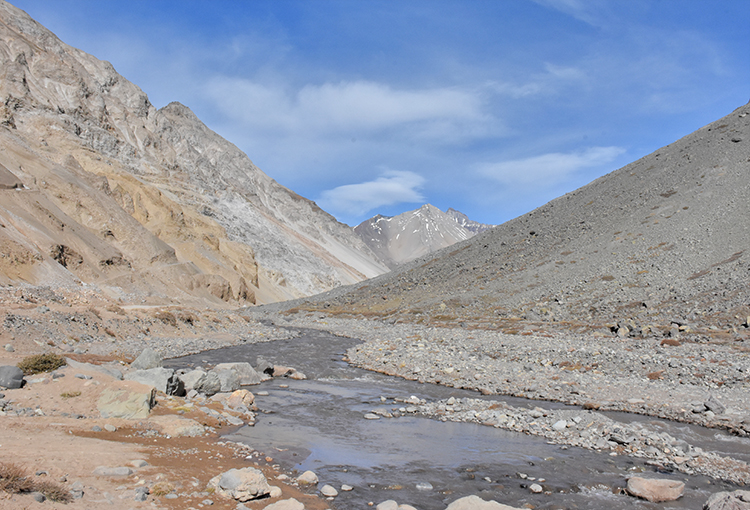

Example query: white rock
[320,484,338,497]
[296,470,318,485]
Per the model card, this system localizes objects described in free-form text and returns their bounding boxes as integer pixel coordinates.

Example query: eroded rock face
[627,476,685,502]
[208,467,271,502]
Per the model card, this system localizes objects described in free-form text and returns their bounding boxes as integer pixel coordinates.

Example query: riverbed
[166,327,747,509]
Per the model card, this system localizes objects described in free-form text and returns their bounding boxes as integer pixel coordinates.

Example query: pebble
[104,424,117,432]
[529,483,543,493]
[75,374,92,380]
[416,481,433,491]
[4,344,13,352]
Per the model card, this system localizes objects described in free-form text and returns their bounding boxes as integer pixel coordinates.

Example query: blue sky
[10,0,750,226]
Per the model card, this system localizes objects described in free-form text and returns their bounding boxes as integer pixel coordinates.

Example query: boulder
[256,357,274,376]
[226,389,255,410]
[131,348,162,370]
[264,498,305,510]
[208,467,271,502]
[0,366,24,389]
[705,396,726,415]
[445,495,525,510]
[296,470,318,485]
[627,476,685,502]
[148,415,205,437]
[65,359,123,380]
[214,368,241,393]
[98,383,156,419]
[125,368,176,394]
[194,371,222,396]
[179,369,206,390]
[215,362,263,386]
[93,466,133,477]
[377,501,399,510]
[320,484,338,497]
[703,490,750,510]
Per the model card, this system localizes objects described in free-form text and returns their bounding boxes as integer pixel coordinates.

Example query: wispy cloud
[316,170,426,220]
[204,78,492,141]
[478,146,625,187]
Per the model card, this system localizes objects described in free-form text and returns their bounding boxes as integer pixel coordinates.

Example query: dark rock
[31,491,45,502]
[0,365,24,389]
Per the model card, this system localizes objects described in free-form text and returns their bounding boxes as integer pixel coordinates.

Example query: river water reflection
[166,328,745,509]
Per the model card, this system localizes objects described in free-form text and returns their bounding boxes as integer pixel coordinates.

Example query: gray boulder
[131,348,162,370]
[215,362,262,386]
[215,368,241,393]
[208,467,271,502]
[704,490,750,510]
[194,371,222,396]
[125,368,182,395]
[65,358,123,380]
[179,369,206,390]
[0,366,24,389]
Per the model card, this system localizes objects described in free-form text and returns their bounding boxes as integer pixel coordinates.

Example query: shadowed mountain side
[0,1,387,306]
[284,102,750,340]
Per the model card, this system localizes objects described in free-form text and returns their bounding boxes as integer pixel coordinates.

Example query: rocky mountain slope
[292,102,750,340]
[0,1,387,307]
[354,204,489,269]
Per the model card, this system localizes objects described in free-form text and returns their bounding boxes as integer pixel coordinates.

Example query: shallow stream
[166,328,748,509]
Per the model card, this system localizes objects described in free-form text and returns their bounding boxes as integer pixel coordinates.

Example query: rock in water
[208,467,271,502]
[131,348,162,370]
[627,476,685,502]
[296,470,318,485]
[0,366,24,389]
[215,362,262,385]
[320,484,338,497]
[703,490,750,510]
[445,495,525,510]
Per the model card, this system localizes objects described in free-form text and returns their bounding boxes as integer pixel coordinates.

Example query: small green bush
[17,353,67,375]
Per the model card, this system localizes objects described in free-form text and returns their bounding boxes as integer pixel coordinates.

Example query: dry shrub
[17,353,66,375]
[105,304,125,315]
[0,462,72,502]
[36,479,73,503]
[151,482,174,496]
[0,463,33,493]
[176,311,197,326]
[154,310,177,327]
[661,338,681,347]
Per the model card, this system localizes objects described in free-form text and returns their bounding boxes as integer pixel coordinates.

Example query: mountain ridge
[288,101,750,340]
[0,0,388,306]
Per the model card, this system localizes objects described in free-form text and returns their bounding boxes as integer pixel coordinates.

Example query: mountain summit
[354,204,492,268]
[0,1,387,306]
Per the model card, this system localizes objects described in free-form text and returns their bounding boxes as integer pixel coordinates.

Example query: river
[165,327,748,509]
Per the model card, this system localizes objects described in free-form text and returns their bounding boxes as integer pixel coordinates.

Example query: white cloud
[316,170,426,219]
[204,78,491,140]
[478,146,625,187]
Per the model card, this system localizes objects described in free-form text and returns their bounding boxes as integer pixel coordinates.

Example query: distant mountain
[354,204,491,268]
[0,1,387,306]
[446,208,495,234]
[300,102,750,338]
